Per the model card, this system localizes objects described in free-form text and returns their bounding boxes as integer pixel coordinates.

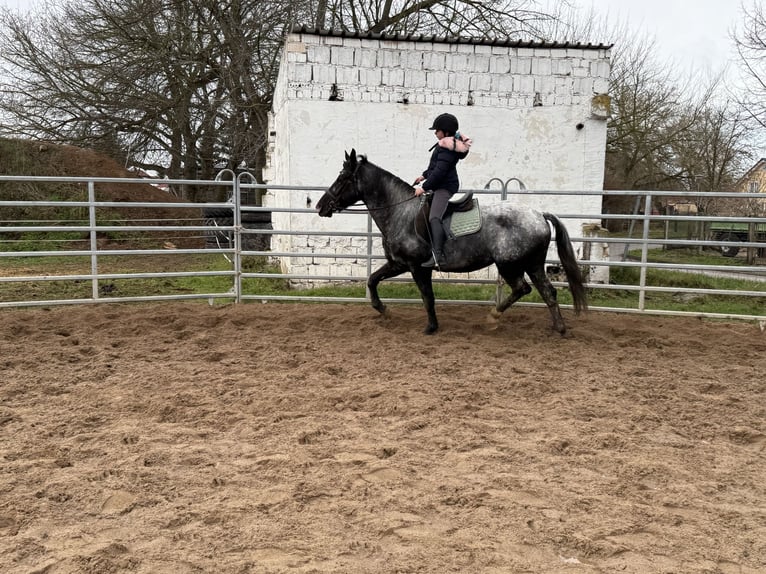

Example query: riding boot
[422,220,447,268]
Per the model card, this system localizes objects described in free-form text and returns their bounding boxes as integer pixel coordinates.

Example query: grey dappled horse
[316,149,587,335]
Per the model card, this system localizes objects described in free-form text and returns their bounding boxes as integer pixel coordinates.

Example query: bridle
[325,164,421,213]
[323,169,359,213]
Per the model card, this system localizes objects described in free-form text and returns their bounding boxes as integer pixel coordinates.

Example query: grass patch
[627,247,752,267]
[602,265,766,315]
[1,250,763,316]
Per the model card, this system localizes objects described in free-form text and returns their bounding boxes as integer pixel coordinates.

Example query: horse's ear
[349,149,357,162]
[345,150,350,161]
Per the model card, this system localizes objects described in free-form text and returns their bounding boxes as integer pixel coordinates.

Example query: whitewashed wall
[263,29,612,283]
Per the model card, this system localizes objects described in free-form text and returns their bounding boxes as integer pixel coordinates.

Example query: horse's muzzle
[315,200,334,217]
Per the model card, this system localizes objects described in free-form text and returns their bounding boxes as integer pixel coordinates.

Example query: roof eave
[290,25,613,51]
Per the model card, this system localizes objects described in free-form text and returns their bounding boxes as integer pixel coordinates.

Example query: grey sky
[570,0,743,75]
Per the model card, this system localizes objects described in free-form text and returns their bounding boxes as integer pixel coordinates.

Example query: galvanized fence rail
[1,174,765,323]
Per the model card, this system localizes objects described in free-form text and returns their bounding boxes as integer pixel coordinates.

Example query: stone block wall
[263,28,612,284]
[277,32,610,110]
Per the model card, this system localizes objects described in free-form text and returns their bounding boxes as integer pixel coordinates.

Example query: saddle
[447,192,475,213]
[416,192,482,241]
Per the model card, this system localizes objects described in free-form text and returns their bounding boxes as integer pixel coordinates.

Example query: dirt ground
[1,301,765,574]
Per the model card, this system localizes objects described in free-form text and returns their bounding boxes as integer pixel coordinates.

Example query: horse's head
[316,149,364,217]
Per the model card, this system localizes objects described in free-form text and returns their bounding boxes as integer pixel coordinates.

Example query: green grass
[610,221,709,240]
[626,247,753,267]
[0,253,294,303]
[599,264,766,315]
[1,250,763,316]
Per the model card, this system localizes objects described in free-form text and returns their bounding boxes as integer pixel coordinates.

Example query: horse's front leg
[367,261,408,316]
[410,267,438,334]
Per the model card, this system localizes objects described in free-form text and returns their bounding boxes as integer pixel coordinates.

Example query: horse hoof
[489,308,502,319]
[372,303,389,317]
[485,313,500,331]
[423,324,438,335]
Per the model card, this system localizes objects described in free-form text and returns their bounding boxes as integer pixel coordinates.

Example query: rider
[414,113,471,269]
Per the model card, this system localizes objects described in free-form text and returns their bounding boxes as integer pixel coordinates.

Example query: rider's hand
[413,175,425,184]
[414,187,425,196]
[438,136,471,153]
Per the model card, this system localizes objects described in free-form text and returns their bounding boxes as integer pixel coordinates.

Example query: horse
[315,149,588,335]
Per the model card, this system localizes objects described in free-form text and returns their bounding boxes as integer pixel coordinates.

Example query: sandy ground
[1,301,765,574]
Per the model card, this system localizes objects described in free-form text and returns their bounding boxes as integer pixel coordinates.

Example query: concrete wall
[263,29,612,282]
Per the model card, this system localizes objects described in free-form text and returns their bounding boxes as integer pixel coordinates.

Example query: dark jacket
[421,143,468,194]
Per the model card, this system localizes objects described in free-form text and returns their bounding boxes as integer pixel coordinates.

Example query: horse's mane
[357,155,415,195]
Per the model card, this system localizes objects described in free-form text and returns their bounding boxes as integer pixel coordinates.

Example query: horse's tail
[543,213,588,315]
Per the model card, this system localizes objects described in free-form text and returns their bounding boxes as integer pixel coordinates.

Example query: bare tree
[605,29,722,192]
[0,0,293,196]
[314,0,567,38]
[543,7,749,229]
[0,0,567,197]
[733,1,766,131]
[676,102,750,187]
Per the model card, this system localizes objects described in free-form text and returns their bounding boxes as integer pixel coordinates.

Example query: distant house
[128,167,170,193]
[735,158,766,195]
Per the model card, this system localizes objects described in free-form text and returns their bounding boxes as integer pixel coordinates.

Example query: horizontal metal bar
[241,272,498,285]
[0,292,235,309]
[0,270,234,283]
[584,305,766,322]
[0,225,224,233]
[0,175,232,186]
[585,282,765,296]
[0,201,228,209]
[0,248,233,257]
[239,272,764,296]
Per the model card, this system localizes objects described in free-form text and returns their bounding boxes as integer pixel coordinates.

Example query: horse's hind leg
[527,266,567,335]
[367,261,407,316]
[493,267,532,318]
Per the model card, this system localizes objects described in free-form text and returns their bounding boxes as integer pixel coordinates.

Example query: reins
[329,168,426,213]
[340,193,422,212]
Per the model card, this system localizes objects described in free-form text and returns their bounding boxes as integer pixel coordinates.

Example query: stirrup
[421,252,445,269]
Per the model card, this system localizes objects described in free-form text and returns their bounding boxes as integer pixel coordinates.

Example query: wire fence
[1,174,765,323]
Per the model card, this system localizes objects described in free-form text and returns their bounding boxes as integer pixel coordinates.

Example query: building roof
[735,157,766,187]
[290,25,613,51]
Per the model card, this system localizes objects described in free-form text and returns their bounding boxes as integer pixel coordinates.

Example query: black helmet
[429,113,458,135]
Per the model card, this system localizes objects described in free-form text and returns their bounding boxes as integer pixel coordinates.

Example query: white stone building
[262,26,612,283]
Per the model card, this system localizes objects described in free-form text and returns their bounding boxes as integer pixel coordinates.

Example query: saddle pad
[447,199,482,238]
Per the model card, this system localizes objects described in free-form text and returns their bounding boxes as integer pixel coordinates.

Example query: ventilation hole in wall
[329,83,343,101]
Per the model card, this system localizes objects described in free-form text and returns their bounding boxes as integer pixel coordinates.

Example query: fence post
[367,213,373,295]
[485,177,527,305]
[623,195,642,261]
[88,180,99,301]
[638,192,652,311]
[233,177,242,303]
[748,222,756,265]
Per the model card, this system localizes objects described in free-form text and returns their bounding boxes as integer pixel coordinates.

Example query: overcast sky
[571,0,744,76]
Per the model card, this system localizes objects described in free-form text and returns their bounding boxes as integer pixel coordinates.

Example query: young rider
[413,113,471,268]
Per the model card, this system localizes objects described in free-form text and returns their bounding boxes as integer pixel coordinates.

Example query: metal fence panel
[1,174,765,323]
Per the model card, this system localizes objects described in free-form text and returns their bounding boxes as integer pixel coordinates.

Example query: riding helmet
[429,113,458,135]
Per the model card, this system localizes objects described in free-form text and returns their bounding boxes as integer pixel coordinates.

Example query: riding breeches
[429,189,453,223]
